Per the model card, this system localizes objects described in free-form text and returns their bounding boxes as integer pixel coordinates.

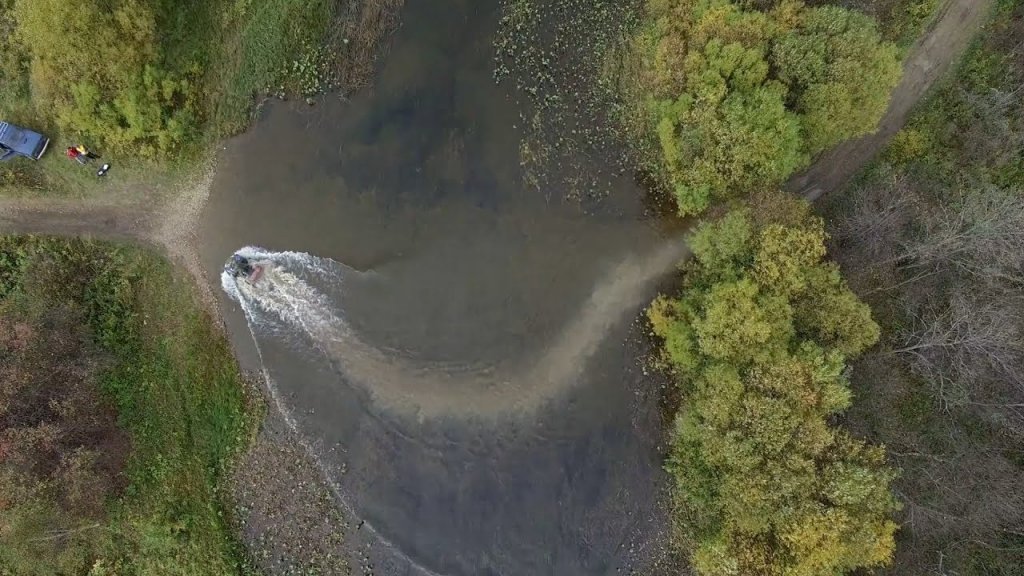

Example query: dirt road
[0,197,150,241]
[0,1,996,574]
[787,0,994,200]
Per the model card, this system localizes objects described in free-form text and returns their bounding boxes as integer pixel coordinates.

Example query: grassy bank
[821,1,1024,573]
[211,0,340,135]
[0,0,398,198]
[0,237,256,575]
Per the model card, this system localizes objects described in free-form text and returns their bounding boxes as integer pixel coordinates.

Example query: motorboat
[224,254,265,284]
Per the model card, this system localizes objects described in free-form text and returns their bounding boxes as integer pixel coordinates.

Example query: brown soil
[0,1,407,572]
[0,0,991,240]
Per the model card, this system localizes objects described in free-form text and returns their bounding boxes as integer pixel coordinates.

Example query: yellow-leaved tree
[649,192,899,575]
[632,0,901,215]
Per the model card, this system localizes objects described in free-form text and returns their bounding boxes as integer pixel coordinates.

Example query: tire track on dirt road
[0,0,996,416]
[0,164,222,315]
[0,0,995,421]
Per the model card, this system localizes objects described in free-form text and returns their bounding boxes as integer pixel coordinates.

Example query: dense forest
[824,0,1024,571]
[627,0,1024,574]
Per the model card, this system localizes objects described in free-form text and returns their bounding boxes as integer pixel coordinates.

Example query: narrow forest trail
[786,0,994,200]
[0,0,995,290]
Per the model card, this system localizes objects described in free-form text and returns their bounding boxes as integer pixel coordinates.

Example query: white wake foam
[222,240,688,419]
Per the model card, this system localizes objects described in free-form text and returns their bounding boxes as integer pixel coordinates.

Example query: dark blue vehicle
[0,121,50,162]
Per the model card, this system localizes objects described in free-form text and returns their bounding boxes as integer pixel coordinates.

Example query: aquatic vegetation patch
[494,0,645,205]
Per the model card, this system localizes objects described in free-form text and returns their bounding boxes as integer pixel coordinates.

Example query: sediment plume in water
[223,242,688,419]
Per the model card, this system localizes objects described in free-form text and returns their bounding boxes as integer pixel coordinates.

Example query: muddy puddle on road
[199,0,678,573]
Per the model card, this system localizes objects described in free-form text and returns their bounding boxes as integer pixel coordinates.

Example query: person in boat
[226,254,255,278]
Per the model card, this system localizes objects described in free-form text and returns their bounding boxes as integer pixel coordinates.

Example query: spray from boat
[221,246,348,351]
[221,241,688,419]
[221,248,448,576]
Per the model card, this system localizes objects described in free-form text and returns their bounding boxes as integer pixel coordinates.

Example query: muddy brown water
[199,0,679,573]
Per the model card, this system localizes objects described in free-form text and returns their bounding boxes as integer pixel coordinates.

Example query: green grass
[212,0,338,133]
[0,237,257,575]
[94,250,255,575]
[0,151,183,200]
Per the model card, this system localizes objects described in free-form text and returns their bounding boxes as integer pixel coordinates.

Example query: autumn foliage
[649,193,898,575]
[634,0,901,215]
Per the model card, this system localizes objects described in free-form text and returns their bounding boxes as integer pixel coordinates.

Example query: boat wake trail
[223,248,447,576]
[223,247,350,356]
[223,241,688,420]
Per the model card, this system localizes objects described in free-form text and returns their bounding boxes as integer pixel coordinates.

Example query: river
[198,0,679,574]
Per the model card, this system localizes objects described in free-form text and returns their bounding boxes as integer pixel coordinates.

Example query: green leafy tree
[693,278,792,364]
[793,264,880,357]
[771,6,901,154]
[12,0,200,157]
[649,194,896,576]
[635,0,900,215]
[688,207,753,274]
[646,1,807,214]
[752,221,827,296]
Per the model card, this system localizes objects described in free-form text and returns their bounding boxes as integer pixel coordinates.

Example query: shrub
[884,127,930,163]
[0,247,127,574]
[649,193,898,575]
[771,6,901,154]
[12,0,201,157]
[0,237,251,575]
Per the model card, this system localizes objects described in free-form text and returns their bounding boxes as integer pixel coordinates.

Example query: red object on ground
[66,147,79,158]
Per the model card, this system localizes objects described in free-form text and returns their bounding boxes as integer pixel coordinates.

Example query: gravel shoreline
[231,403,354,576]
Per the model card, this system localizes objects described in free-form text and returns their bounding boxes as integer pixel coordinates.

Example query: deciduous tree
[12,0,200,156]
[771,6,901,154]
[636,0,900,215]
[649,195,897,576]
